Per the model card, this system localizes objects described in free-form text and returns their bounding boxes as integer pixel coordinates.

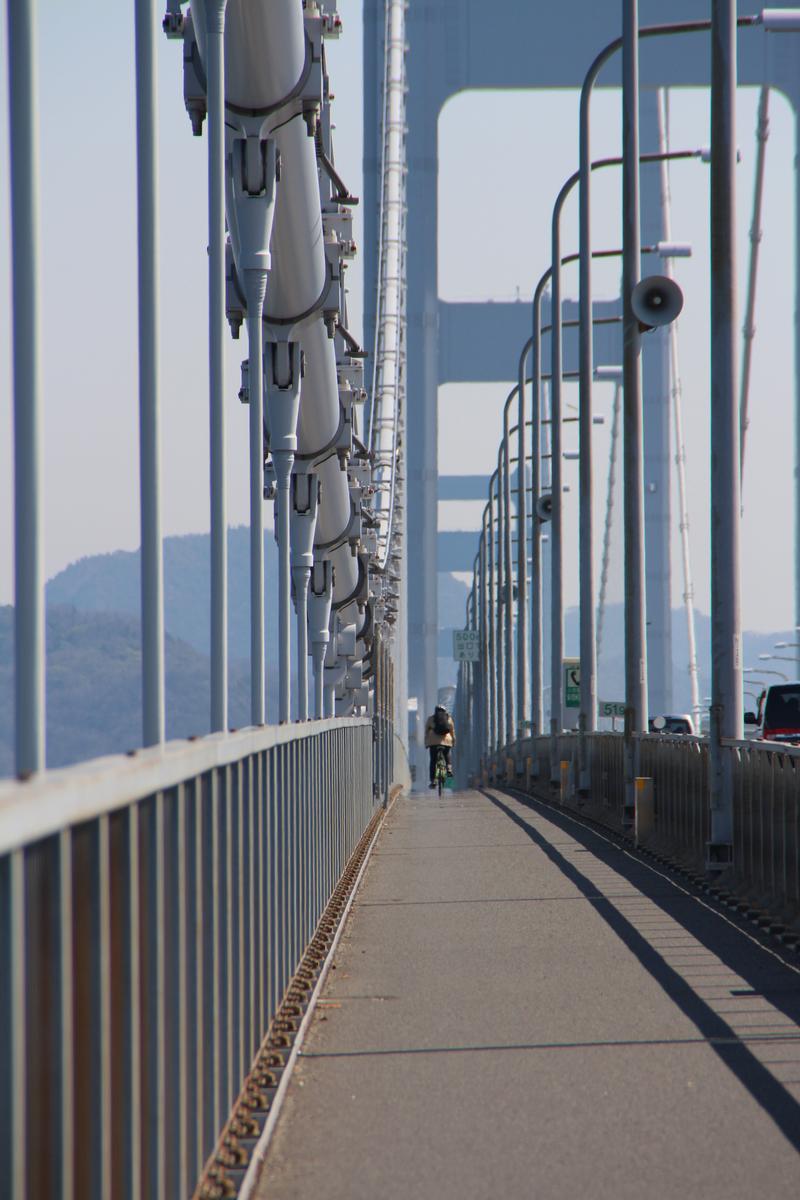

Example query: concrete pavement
[255,788,800,1199]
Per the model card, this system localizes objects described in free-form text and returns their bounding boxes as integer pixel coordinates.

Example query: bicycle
[433,747,448,796]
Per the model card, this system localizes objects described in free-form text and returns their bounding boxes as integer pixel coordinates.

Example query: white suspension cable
[658,88,701,727]
[596,381,621,665]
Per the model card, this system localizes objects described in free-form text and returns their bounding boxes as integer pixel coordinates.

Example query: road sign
[598,700,626,719]
[563,658,580,708]
[453,629,480,662]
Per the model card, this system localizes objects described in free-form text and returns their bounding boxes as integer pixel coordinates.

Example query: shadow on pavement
[485,788,800,1153]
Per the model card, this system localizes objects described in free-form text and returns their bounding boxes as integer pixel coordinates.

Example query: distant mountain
[3,530,794,776]
[437,584,800,715]
[46,526,284,664]
[0,605,252,778]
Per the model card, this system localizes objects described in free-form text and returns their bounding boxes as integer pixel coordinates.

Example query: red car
[746,683,800,744]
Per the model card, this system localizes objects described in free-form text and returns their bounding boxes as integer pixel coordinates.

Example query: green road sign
[453,629,480,662]
[598,700,626,719]
[563,658,580,708]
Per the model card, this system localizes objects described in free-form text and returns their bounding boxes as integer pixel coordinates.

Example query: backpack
[433,710,450,735]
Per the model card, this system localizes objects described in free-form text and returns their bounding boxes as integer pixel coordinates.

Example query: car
[745,682,800,744]
[649,713,695,736]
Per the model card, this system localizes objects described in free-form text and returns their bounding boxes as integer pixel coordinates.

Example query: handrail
[0,718,371,855]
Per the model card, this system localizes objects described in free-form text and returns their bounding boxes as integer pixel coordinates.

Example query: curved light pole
[502,403,515,744]
[530,225,692,747]
[533,147,700,756]
[480,510,491,760]
[488,472,499,751]
[758,654,794,678]
[577,5,800,847]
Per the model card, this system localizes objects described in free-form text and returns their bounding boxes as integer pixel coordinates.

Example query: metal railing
[0,718,377,1200]
[487,732,799,915]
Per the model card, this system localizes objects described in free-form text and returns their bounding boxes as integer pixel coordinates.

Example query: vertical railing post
[8,0,45,776]
[135,0,165,748]
[207,0,228,733]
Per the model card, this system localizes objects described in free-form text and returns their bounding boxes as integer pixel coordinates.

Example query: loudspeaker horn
[631,275,684,331]
[536,492,553,523]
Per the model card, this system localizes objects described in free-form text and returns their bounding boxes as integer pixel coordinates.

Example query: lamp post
[502,403,515,744]
[577,4,800,847]
[709,0,742,864]
[480,509,491,759]
[758,654,793,677]
[530,227,693,747]
[772,638,800,676]
[488,471,499,750]
[542,147,700,772]
[493,452,507,748]
[621,0,646,818]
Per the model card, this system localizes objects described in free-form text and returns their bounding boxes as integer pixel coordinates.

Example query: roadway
[253,788,800,1198]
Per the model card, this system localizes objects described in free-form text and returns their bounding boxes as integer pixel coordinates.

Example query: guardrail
[488,732,799,917]
[0,718,376,1200]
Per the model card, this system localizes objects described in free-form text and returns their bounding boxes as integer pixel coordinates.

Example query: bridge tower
[364,1,800,756]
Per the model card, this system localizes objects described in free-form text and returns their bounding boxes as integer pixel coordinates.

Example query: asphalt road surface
[255,788,800,1199]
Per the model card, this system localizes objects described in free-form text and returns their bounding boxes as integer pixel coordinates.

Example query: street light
[746,664,787,680]
[577,4,800,855]
[531,225,696,745]
[759,653,797,674]
[545,146,701,757]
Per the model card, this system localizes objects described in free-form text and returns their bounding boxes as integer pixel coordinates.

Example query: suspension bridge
[2,2,800,1197]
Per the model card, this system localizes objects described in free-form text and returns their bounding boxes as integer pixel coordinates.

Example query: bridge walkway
[254,788,800,1199]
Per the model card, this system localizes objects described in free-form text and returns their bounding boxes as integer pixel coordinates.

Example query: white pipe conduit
[369,0,407,571]
[189,0,368,714]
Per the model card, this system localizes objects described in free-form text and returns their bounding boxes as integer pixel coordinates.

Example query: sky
[1,2,798,642]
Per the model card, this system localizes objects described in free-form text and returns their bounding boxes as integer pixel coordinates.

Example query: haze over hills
[2,528,797,776]
[0,605,253,777]
[47,526,285,663]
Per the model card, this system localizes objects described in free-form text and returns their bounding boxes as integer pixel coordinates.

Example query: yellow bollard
[634,777,655,846]
[560,760,570,805]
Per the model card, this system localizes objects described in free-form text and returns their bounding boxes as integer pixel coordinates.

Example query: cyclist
[424,704,456,788]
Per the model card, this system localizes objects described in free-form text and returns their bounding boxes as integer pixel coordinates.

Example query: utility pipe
[230,134,278,726]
